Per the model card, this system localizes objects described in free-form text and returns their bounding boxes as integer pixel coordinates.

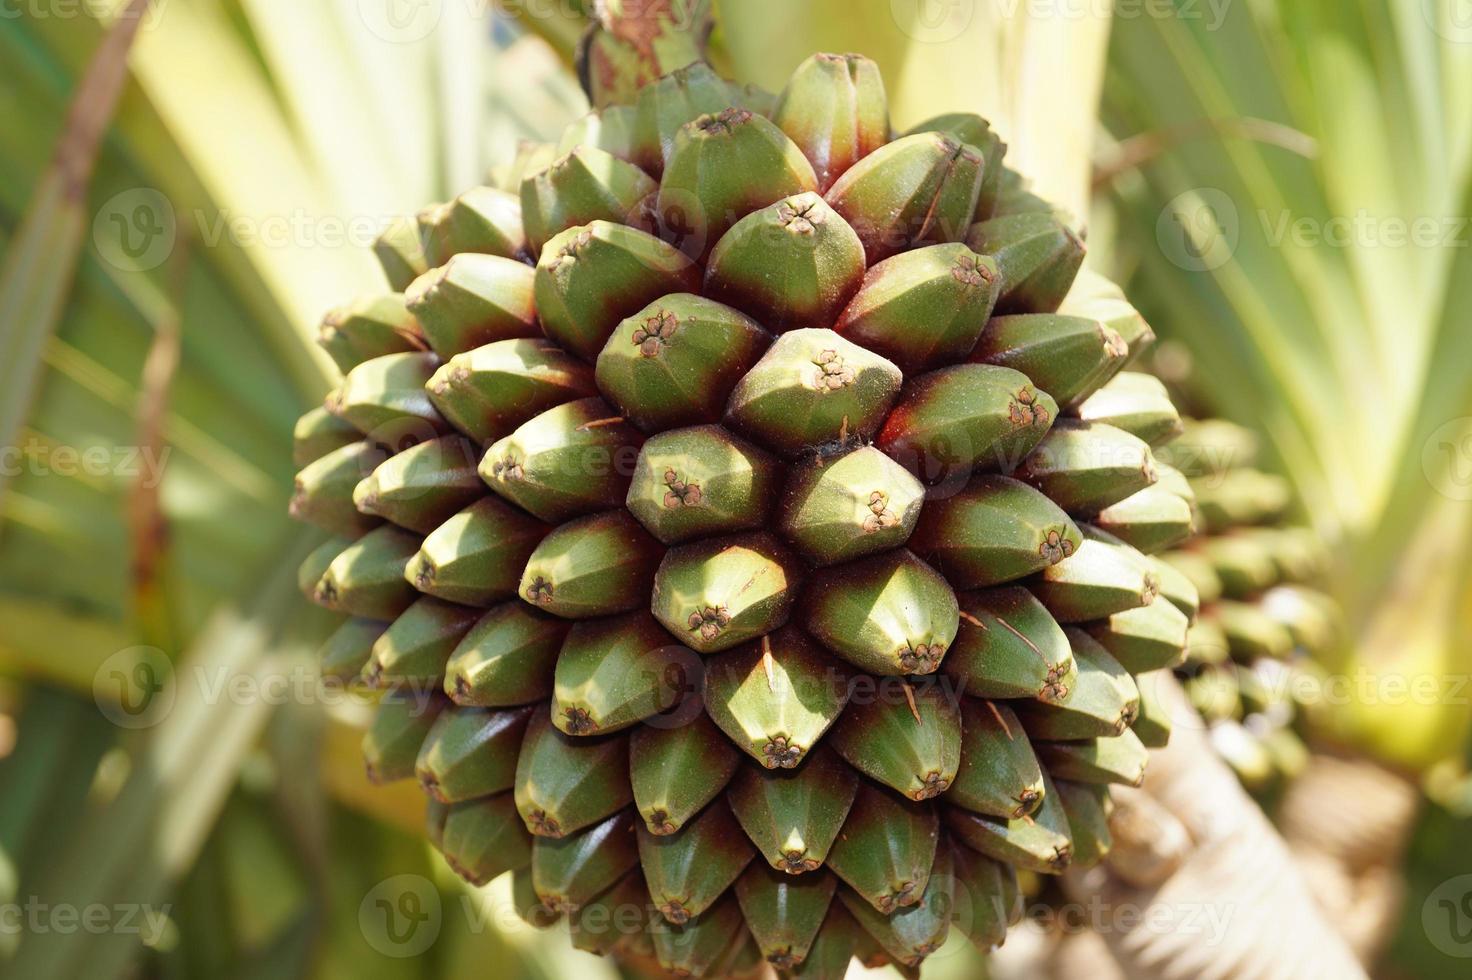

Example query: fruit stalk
[580,0,714,106]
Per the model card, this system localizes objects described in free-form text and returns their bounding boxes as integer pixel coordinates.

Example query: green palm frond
[0,3,582,975]
[1099,0,1472,767]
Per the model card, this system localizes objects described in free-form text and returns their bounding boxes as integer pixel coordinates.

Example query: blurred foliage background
[0,0,1468,977]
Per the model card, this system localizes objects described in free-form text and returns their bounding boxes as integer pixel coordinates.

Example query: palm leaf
[1100,0,1472,767]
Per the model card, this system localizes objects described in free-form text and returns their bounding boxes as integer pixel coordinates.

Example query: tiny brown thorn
[986,699,1015,740]
[902,682,922,724]
[762,634,776,692]
[661,901,691,925]
[647,810,677,835]
[576,416,626,432]
[996,614,1048,665]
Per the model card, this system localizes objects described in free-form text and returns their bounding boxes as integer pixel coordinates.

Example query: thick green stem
[494,0,590,65]
[580,0,714,106]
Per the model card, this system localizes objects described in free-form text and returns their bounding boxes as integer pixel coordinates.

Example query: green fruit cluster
[292,52,1197,977]
[1155,419,1339,793]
